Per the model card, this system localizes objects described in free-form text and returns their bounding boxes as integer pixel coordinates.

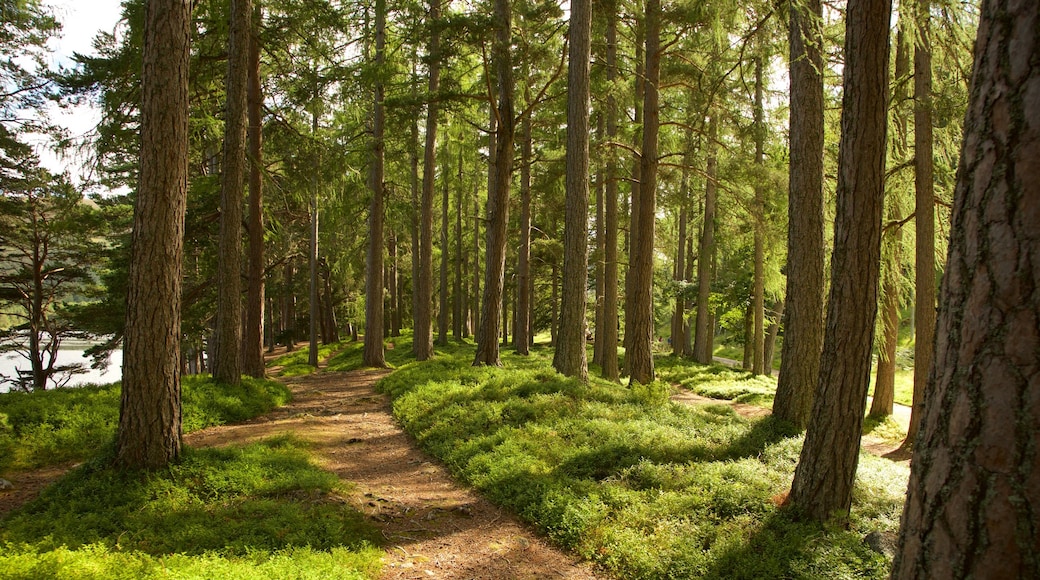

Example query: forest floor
[1,350,910,578]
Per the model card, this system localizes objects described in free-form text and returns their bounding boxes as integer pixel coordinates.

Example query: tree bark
[363,0,387,368]
[672,202,687,358]
[473,0,514,367]
[903,0,935,450]
[893,0,1040,573]
[213,0,251,385]
[414,0,441,361]
[437,146,450,346]
[242,0,265,379]
[626,0,660,385]
[693,115,718,364]
[453,147,465,341]
[787,0,891,523]
[553,0,592,381]
[752,54,766,377]
[599,0,620,381]
[116,0,190,470]
[773,0,825,428]
[515,90,533,355]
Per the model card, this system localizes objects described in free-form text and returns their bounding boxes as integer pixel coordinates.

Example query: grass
[378,344,909,579]
[0,436,383,579]
[0,375,291,474]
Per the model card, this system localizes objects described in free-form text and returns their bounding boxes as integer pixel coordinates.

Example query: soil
[0,358,605,580]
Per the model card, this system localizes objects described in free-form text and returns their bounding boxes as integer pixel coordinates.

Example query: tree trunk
[593,115,605,367]
[453,147,464,341]
[388,228,400,336]
[308,145,319,367]
[363,0,387,368]
[438,148,450,346]
[763,299,784,376]
[752,54,766,377]
[903,0,935,451]
[787,0,891,524]
[893,0,1040,572]
[116,0,190,470]
[213,0,250,385]
[693,115,718,364]
[626,0,660,385]
[242,0,265,378]
[473,0,514,367]
[671,202,687,358]
[773,0,825,428]
[414,0,441,360]
[472,189,480,339]
[515,91,533,355]
[622,16,644,365]
[599,0,620,381]
[871,25,912,419]
[742,303,753,371]
[553,0,592,381]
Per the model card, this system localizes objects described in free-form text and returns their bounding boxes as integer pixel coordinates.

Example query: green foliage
[657,358,777,407]
[0,437,382,579]
[381,347,907,578]
[0,376,290,473]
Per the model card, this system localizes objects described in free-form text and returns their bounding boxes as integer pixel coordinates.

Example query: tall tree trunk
[116,0,190,470]
[773,0,825,428]
[752,54,766,376]
[282,259,295,350]
[593,113,605,367]
[438,146,450,346]
[363,0,387,368]
[871,25,912,419]
[553,0,593,380]
[515,89,533,355]
[472,188,480,339]
[308,155,319,367]
[671,202,687,357]
[414,0,441,360]
[693,115,718,364]
[599,0,620,381]
[893,0,1040,572]
[388,228,400,336]
[473,0,514,367]
[903,0,935,451]
[453,147,464,341]
[242,0,265,378]
[622,15,644,365]
[626,0,660,385]
[213,0,251,385]
[763,299,784,376]
[787,0,891,523]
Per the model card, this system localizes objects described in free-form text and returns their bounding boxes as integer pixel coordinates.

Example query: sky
[36,0,124,186]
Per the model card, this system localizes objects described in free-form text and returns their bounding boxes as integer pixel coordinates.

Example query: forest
[0,0,1037,578]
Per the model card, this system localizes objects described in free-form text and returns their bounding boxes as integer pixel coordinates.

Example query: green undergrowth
[657,356,778,408]
[270,340,351,376]
[0,376,291,473]
[380,347,908,579]
[0,436,382,579]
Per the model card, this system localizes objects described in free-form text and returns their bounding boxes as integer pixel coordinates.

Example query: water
[0,343,122,393]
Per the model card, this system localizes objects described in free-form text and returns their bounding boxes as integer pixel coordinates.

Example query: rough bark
[553,0,592,381]
[242,0,265,379]
[692,115,718,364]
[872,26,911,419]
[213,0,250,385]
[515,92,533,355]
[893,0,1040,573]
[773,0,825,428]
[626,0,659,385]
[752,54,766,377]
[363,0,387,368]
[115,0,190,470]
[599,0,620,381]
[436,152,450,346]
[473,0,514,367]
[903,0,935,450]
[414,0,440,361]
[787,0,891,523]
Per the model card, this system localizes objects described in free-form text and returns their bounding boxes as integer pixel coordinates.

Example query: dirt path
[670,388,912,461]
[192,367,604,579]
